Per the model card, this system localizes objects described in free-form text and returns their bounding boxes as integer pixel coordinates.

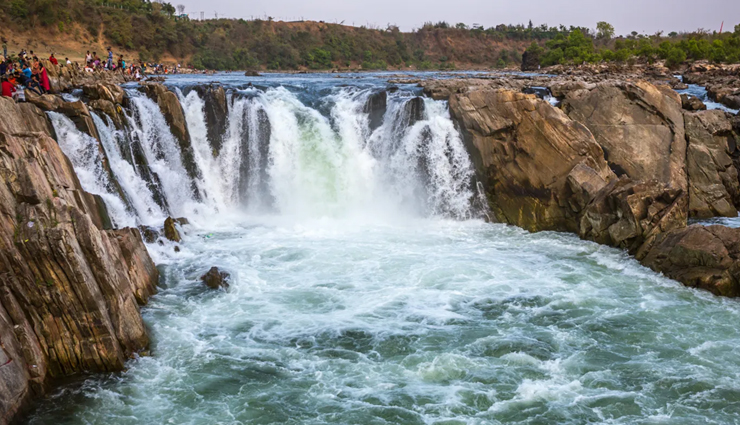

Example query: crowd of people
[0,42,187,101]
[1,48,52,101]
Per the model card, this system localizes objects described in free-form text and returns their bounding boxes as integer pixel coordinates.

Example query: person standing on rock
[49,53,58,66]
[107,47,113,70]
[2,39,7,59]
[85,51,92,63]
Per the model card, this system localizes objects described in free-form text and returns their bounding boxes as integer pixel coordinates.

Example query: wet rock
[684,110,740,218]
[163,217,181,242]
[563,81,687,192]
[680,94,707,111]
[139,226,160,243]
[174,217,190,226]
[447,87,615,232]
[640,225,740,297]
[89,99,126,129]
[244,70,261,77]
[193,85,228,156]
[201,267,230,289]
[363,90,387,132]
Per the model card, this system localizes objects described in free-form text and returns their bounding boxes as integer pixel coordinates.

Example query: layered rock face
[0,99,158,423]
[448,89,615,232]
[436,78,740,297]
[684,110,740,218]
[562,81,688,192]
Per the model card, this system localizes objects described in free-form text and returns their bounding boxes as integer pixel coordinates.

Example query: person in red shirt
[49,53,59,66]
[38,63,50,93]
[1,76,17,98]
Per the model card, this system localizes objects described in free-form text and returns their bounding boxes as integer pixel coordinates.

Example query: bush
[665,48,686,69]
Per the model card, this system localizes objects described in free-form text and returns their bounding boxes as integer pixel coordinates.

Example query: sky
[173,0,739,36]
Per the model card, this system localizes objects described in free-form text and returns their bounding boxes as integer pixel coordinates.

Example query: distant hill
[0,0,583,70]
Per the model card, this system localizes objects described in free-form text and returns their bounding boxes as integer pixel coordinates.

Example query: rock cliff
[0,99,158,423]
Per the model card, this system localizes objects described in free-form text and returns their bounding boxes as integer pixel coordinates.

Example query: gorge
[2,65,740,424]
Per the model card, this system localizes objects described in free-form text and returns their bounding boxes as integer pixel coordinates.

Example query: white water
[34,81,740,425]
[91,112,168,226]
[48,112,135,228]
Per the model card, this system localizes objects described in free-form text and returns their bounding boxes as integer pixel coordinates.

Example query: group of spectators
[0,38,189,101]
[1,46,52,101]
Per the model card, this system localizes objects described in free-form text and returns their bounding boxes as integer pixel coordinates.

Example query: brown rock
[448,87,615,232]
[0,131,158,421]
[0,97,54,135]
[563,81,687,192]
[163,217,181,242]
[83,83,125,104]
[684,110,740,218]
[680,93,707,111]
[579,177,687,253]
[193,85,228,155]
[640,225,740,297]
[201,267,230,289]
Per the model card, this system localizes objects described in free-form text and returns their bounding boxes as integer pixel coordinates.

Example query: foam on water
[24,219,740,424]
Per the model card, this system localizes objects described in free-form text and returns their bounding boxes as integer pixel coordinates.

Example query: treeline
[523,22,740,70]
[0,0,586,70]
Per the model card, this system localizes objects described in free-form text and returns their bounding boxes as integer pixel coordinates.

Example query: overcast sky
[174,0,738,35]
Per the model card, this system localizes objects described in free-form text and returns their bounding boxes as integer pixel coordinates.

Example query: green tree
[596,21,615,40]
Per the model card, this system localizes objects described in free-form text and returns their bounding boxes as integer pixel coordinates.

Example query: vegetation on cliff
[1,0,591,70]
[523,23,740,70]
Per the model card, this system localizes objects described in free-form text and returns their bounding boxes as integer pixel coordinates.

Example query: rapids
[28,72,740,424]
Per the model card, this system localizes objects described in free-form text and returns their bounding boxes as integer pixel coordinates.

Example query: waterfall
[52,84,479,228]
[91,112,168,226]
[48,112,136,228]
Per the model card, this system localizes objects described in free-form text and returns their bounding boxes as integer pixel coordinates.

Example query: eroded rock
[201,267,230,289]
[163,217,181,242]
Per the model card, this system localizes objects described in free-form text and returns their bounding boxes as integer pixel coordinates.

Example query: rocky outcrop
[640,225,740,297]
[201,267,230,290]
[684,110,740,218]
[163,217,181,242]
[0,130,158,422]
[562,81,688,192]
[41,61,132,94]
[681,94,707,111]
[193,85,228,156]
[0,97,54,136]
[364,90,387,132]
[578,177,687,253]
[448,88,615,232]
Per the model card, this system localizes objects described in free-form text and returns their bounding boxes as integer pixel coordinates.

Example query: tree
[596,21,615,40]
[176,4,185,15]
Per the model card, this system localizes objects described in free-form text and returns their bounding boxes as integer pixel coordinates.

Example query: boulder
[244,70,261,77]
[680,94,707,111]
[684,110,740,218]
[578,177,687,253]
[640,225,740,297]
[201,267,230,289]
[563,81,687,192]
[89,99,126,129]
[25,92,65,111]
[163,217,181,242]
[448,87,615,232]
[82,83,125,104]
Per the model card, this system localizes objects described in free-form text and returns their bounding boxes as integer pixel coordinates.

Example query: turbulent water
[32,72,740,424]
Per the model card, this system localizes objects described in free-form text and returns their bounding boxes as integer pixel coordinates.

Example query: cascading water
[48,111,136,228]
[30,75,740,425]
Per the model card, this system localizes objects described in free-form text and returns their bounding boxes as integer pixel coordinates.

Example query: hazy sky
[175,0,739,35]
